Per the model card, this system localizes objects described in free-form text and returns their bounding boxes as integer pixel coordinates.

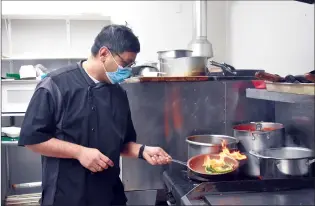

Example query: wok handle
[249,150,271,159]
[171,159,187,167]
[209,60,237,76]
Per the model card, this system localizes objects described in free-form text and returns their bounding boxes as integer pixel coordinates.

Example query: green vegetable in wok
[205,164,233,174]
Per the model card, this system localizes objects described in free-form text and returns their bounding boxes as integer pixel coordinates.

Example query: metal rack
[1,90,41,204]
[246,88,315,103]
[1,115,43,205]
[2,14,110,61]
[5,193,41,205]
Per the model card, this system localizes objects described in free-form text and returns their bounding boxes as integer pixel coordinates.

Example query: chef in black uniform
[18,24,172,206]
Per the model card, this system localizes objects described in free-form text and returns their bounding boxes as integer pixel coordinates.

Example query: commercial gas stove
[163,168,315,205]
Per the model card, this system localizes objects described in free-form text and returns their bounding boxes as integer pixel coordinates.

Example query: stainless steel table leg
[5,146,11,195]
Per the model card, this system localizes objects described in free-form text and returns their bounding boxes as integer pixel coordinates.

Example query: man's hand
[77,147,114,173]
[143,146,172,165]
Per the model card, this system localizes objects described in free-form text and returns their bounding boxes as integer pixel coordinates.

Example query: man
[18,24,172,206]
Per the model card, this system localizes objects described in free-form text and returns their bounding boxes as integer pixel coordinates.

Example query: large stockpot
[186,135,239,159]
[159,56,208,77]
[157,50,192,60]
[158,50,192,73]
[233,122,285,177]
[249,147,315,178]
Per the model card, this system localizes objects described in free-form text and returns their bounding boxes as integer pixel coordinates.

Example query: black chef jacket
[18,61,136,206]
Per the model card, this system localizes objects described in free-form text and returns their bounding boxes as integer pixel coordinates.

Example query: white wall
[1,1,227,63]
[226,1,314,76]
[3,1,313,76]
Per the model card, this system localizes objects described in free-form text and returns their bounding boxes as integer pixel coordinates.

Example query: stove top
[163,168,258,205]
[163,168,315,205]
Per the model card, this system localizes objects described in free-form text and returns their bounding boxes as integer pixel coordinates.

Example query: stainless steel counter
[120,80,274,192]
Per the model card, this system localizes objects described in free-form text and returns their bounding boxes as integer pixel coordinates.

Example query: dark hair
[91,24,140,56]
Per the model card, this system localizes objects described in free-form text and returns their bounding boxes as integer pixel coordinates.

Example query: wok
[171,153,240,179]
[209,60,264,77]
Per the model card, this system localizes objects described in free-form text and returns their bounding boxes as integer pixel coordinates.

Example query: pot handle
[251,132,271,140]
[249,150,271,159]
[255,123,263,131]
[171,159,188,167]
[307,159,315,165]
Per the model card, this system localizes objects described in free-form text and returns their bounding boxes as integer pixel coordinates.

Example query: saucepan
[185,135,239,159]
[171,153,240,179]
[249,147,315,178]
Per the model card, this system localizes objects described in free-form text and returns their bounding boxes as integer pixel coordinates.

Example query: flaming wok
[172,139,247,178]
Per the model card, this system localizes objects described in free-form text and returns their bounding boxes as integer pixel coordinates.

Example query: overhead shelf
[2,15,109,66]
[2,112,26,117]
[2,14,111,21]
[246,88,315,103]
[2,56,85,61]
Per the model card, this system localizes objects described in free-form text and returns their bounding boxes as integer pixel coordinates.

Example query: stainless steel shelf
[5,192,41,206]
[1,137,19,145]
[2,112,25,117]
[12,182,42,189]
[2,14,111,21]
[2,56,85,61]
[246,88,315,103]
[1,141,18,146]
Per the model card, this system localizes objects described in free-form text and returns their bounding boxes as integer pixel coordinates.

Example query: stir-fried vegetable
[203,156,234,174]
[205,164,233,174]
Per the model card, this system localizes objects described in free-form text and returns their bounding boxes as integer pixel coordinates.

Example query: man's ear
[98,47,110,60]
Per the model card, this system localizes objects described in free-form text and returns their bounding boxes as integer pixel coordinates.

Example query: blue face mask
[106,66,132,84]
[103,50,134,84]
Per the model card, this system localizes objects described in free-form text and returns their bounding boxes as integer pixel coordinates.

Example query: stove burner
[163,167,259,200]
[186,169,258,182]
[177,168,259,183]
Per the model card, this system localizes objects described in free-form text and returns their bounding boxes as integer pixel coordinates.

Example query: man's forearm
[26,138,83,159]
[120,142,141,158]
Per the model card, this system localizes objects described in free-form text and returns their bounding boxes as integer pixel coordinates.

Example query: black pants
[111,179,128,206]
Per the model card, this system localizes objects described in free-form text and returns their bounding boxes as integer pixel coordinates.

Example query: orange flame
[203,139,247,169]
[202,155,226,168]
[219,140,247,160]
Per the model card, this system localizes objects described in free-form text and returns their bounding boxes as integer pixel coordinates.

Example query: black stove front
[163,168,315,205]
[162,167,258,205]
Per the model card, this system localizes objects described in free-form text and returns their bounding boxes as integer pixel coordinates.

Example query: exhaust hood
[188,0,213,58]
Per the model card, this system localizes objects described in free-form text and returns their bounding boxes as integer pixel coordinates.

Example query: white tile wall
[226,1,314,76]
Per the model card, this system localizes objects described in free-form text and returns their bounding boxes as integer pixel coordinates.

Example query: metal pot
[233,122,285,177]
[131,65,162,77]
[186,135,239,159]
[157,50,192,60]
[158,50,193,74]
[159,56,208,77]
[249,147,315,178]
